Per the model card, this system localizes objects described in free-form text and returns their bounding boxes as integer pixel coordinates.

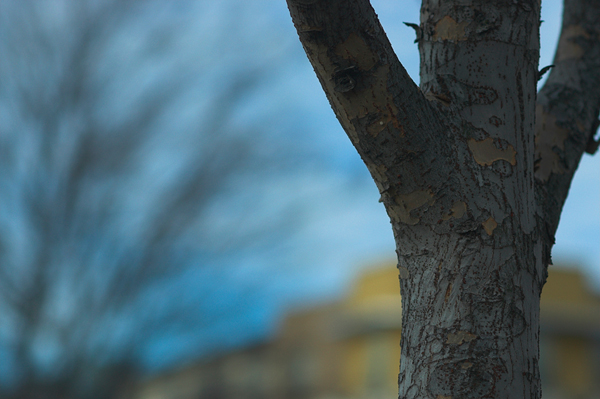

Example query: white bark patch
[363,65,403,137]
[555,25,590,62]
[334,33,403,138]
[369,163,388,185]
[534,105,569,181]
[334,32,377,71]
[442,201,467,220]
[398,266,410,279]
[390,189,435,225]
[461,362,473,370]
[482,216,498,235]
[467,137,516,166]
[446,330,477,345]
[432,16,468,41]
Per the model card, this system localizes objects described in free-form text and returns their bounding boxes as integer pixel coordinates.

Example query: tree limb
[285,0,452,200]
[535,0,600,250]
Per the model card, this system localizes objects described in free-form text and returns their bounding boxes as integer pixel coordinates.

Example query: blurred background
[0,1,597,399]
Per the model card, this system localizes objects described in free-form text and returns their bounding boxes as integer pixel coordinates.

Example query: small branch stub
[403,22,422,43]
[537,65,554,81]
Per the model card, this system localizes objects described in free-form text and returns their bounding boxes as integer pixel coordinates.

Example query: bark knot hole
[333,68,357,93]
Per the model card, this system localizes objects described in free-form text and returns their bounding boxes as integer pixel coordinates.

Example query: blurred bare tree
[0,1,306,398]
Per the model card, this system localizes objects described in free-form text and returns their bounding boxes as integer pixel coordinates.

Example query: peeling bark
[285,0,599,398]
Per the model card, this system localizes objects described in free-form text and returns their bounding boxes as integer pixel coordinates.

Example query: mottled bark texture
[286,1,599,399]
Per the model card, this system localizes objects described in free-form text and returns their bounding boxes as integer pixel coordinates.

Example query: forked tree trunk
[285,1,600,398]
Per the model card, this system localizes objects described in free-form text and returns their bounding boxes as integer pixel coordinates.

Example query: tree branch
[535,0,600,248]
[285,0,452,199]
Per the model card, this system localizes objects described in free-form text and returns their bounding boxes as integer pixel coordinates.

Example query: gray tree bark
[285,1,600,398]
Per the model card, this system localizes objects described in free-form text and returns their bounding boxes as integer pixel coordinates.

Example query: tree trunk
[285,0,600,398]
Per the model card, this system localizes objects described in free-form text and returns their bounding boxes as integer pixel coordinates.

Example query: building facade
[133,265,600,399]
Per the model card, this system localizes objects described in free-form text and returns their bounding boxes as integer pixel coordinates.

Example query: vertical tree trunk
[396,234,544,399]
[394,2,544,398]
[285,0,600,398]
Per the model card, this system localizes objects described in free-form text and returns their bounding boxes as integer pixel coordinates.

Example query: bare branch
[535,0,600,248]
[285,0,451,197]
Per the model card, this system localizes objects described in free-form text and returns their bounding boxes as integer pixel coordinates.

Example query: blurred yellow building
[132,265,600,399]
